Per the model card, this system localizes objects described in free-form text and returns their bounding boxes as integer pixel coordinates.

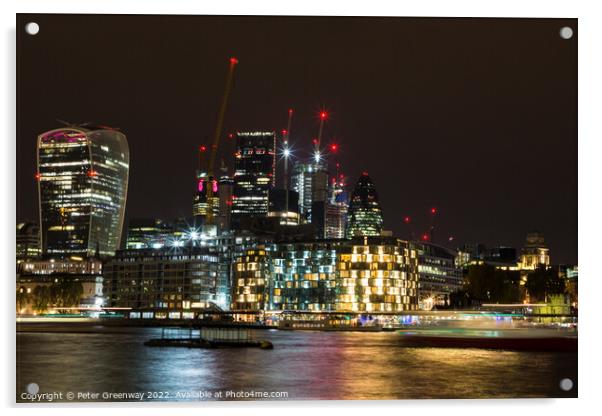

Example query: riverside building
[17,256,104,314]
[411,241,464,310]
[231,236,419,312]
[104,231,267,314]
[103,246,223,315]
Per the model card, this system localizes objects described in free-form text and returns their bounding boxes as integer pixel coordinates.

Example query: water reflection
[16,328,577,401]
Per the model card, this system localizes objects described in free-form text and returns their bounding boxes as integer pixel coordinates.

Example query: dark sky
[16,14,577,264]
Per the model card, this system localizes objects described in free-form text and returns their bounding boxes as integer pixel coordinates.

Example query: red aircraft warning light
[330,143,338,152]
[229,57,239,65]
[430,207,437,215]
[404,216,411,224]
[422,233,430,241]
[34,172,41,181]
[319,111,328,120]
[200,145,207,152]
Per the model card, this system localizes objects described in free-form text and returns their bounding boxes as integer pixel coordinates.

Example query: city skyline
[17,14,577,263]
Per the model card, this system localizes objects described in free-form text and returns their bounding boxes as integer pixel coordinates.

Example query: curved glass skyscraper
[37,126,129,257]
[346,172,384,237]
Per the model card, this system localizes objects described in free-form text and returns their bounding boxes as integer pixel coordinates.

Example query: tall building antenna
[283,108,293,213]
[403,216,414,241]
[429,207,437,243]
[314,110,328,163]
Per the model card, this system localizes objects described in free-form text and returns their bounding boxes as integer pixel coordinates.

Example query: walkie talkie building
[36,126,129,258]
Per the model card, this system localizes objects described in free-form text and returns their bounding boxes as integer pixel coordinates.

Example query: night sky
[16,14,577,264]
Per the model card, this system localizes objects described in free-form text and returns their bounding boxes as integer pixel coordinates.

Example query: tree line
[16,278,84,314]
[449,264,566,308]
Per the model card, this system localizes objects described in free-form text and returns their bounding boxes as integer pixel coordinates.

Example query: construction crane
[204,57,239,225]
[314,110,328,163]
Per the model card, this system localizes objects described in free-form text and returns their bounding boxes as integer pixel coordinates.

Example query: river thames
[16,327,577,402]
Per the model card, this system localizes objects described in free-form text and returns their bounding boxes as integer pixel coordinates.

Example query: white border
[3,1,601,415]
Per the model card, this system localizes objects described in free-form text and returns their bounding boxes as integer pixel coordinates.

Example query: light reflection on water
[16,328,577,401]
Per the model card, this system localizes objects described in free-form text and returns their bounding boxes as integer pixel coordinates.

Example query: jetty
[143,326,273,349]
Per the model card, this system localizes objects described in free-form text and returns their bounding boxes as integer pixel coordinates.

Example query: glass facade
[232,248,271,310]
[346,172,384,237]
[37,127,129,257]
[411,241,464,309]
[231,237,418,312]
[291,162,328,224]
[231,132,276,220]
[336,237,418,312]
[325,180,349,239]
[270,241,341,311]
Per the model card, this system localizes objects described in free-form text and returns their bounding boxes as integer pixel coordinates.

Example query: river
[16,326,577,402]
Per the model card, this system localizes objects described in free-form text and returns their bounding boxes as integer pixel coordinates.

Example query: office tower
[268,189,300,225]
[325,177,349,239]
[411,241,464,310]
[126,218,173,249]
[192,170,220,221]
[37,126,129,257]
[16,222,41,261]
[346,172,384,237]
[231,132,276,222]
[291,161,329,235]
[217,173,234,231]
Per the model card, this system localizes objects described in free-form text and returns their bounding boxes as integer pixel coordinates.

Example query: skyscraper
[37,126,129,257]
[325,178,349,239]
[268,189,300,225]
[231,132,276,222]
[192,170,220,221]
[217,172,234,231]
[291,161,329,234]
[346,172,384,237]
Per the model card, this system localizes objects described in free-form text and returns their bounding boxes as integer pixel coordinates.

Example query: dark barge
[144,327,273,349]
